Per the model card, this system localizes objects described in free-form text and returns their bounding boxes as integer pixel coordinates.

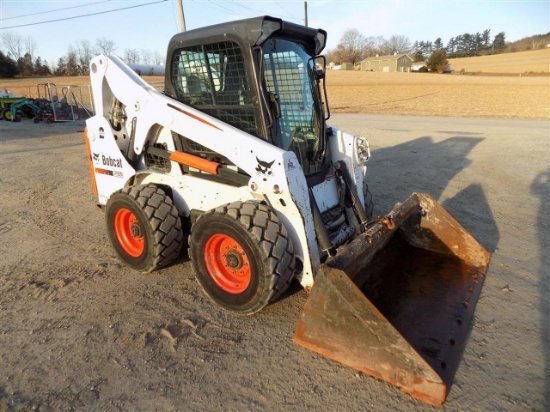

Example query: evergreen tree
[448,37,458,56]
[482,29,491,49]
[493,32,506,52]
[413,50,424,62]
[17,52,33,76]
[66,51,79,76]
[54,57,67,76]
[427,50,449,73]
[33,57,51,76]
[0,51,18,77]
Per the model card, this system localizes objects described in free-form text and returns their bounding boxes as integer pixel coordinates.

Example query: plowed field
[2,69,549,120]
[326,71,549,119]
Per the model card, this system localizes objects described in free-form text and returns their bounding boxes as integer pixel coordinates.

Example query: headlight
[355,136,370,163]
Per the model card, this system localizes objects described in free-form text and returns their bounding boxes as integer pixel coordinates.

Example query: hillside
[448,48,550,74]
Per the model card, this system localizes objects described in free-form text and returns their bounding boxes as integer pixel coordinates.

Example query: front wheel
[190,201,295,315]
[105,184,184,272]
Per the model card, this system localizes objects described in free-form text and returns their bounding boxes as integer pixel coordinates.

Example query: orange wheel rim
[204,234,251,294]
[114,208,144,257]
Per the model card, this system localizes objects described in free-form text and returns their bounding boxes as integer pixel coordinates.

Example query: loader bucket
[293,192,490,406]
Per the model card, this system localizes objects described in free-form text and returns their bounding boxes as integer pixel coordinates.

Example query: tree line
[1,29,549,78]
[0,32,164,78]
[412,30,506,60]
[326,28,550,66]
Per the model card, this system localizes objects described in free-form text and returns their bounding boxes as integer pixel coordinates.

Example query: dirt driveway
[0,115,548,411]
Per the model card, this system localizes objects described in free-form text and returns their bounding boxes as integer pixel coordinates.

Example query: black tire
[190,201,295,315]
[1,108,12,121]
[105,184,184,273]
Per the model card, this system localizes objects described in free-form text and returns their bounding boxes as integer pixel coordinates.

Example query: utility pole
[177,0,186,32]
[304,1,308,27]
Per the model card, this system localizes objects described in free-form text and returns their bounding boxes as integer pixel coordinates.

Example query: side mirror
[315,65,325,80]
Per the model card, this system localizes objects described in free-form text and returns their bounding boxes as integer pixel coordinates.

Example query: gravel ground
[0,115,548,411]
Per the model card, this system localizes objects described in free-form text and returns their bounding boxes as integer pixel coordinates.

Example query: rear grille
[145,143,171,173]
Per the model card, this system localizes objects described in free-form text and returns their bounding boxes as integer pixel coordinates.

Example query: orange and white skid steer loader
[84,16,490,406]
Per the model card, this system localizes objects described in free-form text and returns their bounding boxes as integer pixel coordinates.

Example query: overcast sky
[1,0,549,65]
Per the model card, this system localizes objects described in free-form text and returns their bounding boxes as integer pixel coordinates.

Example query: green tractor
[0,98,55,123]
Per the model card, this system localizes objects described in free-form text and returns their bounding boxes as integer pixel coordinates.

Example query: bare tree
[140,49,152,65]
[24,37,36,59]
[1,32,37,61]
[1,32,24,60]
[123,48,140,64]
[382,35,411,55]
[334,28,367,65]
[153,50,164,65]
[530,37,544,50]
[95,37,117,56]
[75,40,93,75]
[364,36,383,57]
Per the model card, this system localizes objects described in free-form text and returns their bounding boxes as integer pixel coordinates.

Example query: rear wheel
[1,108,13,121]
[190,201,295,315]
[105,184,184,272]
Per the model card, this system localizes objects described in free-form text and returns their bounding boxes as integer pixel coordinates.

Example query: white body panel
[85,55,369,290]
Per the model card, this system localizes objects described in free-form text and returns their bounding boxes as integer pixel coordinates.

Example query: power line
[276,2,294,18]
[0,0,168,30]
[2,0,112,21]
[205,0,237,15]
[171,0,181,32]
[191,0,301,24]
[235,1,302,22]
[238,1,300,21]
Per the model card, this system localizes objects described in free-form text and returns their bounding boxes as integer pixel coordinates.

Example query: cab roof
[167,15,327,57]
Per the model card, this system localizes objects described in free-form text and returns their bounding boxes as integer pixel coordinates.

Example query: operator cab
[164,16,330,177]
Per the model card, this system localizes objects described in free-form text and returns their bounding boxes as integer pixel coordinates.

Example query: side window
[172,46,214,105]
[171,41,260,139]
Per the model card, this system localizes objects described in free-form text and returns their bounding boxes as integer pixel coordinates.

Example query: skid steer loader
[84,16,489,406]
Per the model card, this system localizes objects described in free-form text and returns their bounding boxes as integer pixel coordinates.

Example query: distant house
[411,61,427,72]
[360,54,413,72]
[328,62,353,70]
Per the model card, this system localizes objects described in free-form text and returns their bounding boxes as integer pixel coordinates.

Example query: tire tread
[191,201,295,314]
[115,184,183,271]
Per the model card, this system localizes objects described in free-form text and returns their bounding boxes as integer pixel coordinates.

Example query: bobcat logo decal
[256,157,274,181]
[92,152,100,163]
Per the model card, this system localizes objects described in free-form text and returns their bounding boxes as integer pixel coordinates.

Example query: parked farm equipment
[0,98,55,123]
[0,84,94,123]
[37,83,94,122]
[0,91,26,120]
